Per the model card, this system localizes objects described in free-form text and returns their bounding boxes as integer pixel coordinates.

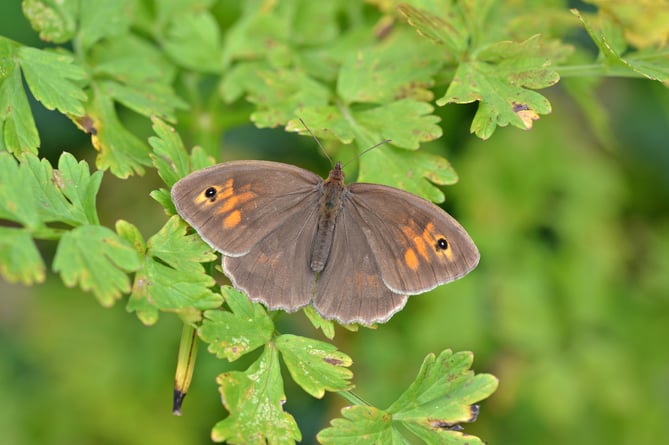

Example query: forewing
[347,183,479,294]
[223,202,320,313]
[313,207,408,325]
[171,160,322,255]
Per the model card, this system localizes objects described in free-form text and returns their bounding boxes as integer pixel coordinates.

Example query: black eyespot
[436,238,449,251]
[204,187,217,201]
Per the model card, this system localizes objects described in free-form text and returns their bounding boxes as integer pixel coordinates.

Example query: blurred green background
[2,2,669,445]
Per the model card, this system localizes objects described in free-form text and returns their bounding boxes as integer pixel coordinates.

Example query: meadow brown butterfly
[171,160,479,325]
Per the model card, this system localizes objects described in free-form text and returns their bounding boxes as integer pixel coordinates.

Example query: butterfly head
[326,161,345,185]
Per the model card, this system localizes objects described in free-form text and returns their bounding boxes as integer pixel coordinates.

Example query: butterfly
[171,160,479,325]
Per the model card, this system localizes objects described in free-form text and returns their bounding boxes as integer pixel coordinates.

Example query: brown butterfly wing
[223,202,320,312]
[171,160,322,255]
[345,183,479,294]
[312,207,408,325]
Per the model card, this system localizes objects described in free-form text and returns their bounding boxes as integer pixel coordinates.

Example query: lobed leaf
[18,46,87,116]
[148,118,192,187]
[337,29,441,104]
[163,10,222,72]
[53,224,141,307]
[127,216,221,324]
[88,89,152,178]
[439,35,565,139]
[302,305,336,339]
[199,286,274,361]
[276,334,353,398]
[98,80,187,123]
[317,406,398,445]
[0,49,40,155]
[247,69,331,128]
[357,146,457,204]
[319,350,497,445]
[0,152,104,242]
[398,2,469,55]
[388,351,498,426]
[212,344,301,444]
[90,34,179,85]
[21,0,78,43]
[0,152,42,230]
[0,227,45,285]
[78,0,131,51]
[573,9,669,82]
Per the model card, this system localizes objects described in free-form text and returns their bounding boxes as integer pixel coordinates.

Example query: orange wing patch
[223,210,241,228]
[192,179,258,230]
[403,248,420,271]
[401,221,455,266]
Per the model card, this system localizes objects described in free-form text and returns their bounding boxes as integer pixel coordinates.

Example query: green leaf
[163,10,222,72]
[90,34,178,86]
[88,35,187,121]
[402,422,486,445]
[317,406,399,445]
[127,216,221,324]
[302,305,336,339]
[115,219,146,255]
[21,0,78,44]
[398,2,469,55]
[212,344,301,444]
[388,351,497,423]
[148,118,192,187]
[54,152,102,225]
[337,29,441,104]
[0,152,42,230]
[251,69,331,128]
[53,224,141,307]
[18,46,87,116]
[318,350,497,445]
[0,227,45,285]
[199,286,274,361]
[26,151,102,226]
[98,80,187,123]
[290,99,441,150]
[572,9,669,82]
[220,2,292,69]
[285,105,355,144]
[0,152,102,236]
[276,334,353,398]
[0,41,40,155]
[358,146,457,204]
[147,216,216,274]
[355,100,442,150]
[153,0,218,25]
[78,0,131,51]
[438,35,565,139]
[88,88,152,178]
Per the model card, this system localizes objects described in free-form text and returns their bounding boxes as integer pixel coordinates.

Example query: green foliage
[318,350,497,445]
[1,0,668,444]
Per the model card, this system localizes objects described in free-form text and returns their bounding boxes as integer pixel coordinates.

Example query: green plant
[1,1,667,444]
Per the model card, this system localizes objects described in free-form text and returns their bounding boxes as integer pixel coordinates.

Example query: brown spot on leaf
[428,418,464,431]
[512,101,539,129]
[323,356,343,366]
[76,115,98,135]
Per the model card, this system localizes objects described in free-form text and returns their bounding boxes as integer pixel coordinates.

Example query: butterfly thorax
[310,162,346,272]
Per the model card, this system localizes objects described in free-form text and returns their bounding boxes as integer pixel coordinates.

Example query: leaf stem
[338,390,371,406]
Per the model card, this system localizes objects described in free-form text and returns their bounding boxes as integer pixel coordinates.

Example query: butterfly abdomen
[310,166,347,272]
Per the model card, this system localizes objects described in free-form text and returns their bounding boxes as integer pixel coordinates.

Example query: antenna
[297,117,392,168]
[342,138,392,169]
[298,117,333,166]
